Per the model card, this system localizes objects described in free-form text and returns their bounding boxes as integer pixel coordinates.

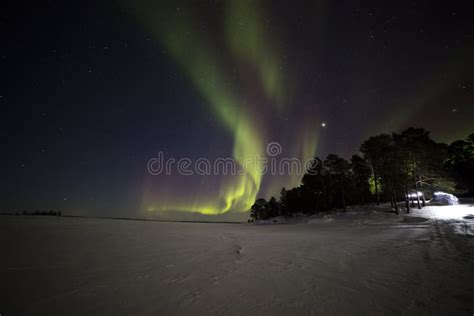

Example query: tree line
[1,210,63,217]
[250,128,474,221]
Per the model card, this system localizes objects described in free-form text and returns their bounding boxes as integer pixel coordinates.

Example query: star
[321,122,327,128]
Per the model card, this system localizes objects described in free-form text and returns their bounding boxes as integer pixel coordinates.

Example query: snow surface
[1,205,474,315]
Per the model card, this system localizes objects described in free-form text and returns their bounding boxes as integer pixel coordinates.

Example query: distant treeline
[1,210,62,217]
[250,128,474,221]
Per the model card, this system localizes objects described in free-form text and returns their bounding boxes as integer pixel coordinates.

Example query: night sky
[2,0,473,221]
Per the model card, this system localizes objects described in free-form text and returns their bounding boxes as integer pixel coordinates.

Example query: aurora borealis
[2,0,474,221]
[127,0,317,217]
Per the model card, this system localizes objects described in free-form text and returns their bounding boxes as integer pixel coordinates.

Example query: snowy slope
[1,208,473,315]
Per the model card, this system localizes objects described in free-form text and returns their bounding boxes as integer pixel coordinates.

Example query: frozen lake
[2,206,474,315]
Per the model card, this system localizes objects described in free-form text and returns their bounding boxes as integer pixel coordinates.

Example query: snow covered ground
[1,204,474,315]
